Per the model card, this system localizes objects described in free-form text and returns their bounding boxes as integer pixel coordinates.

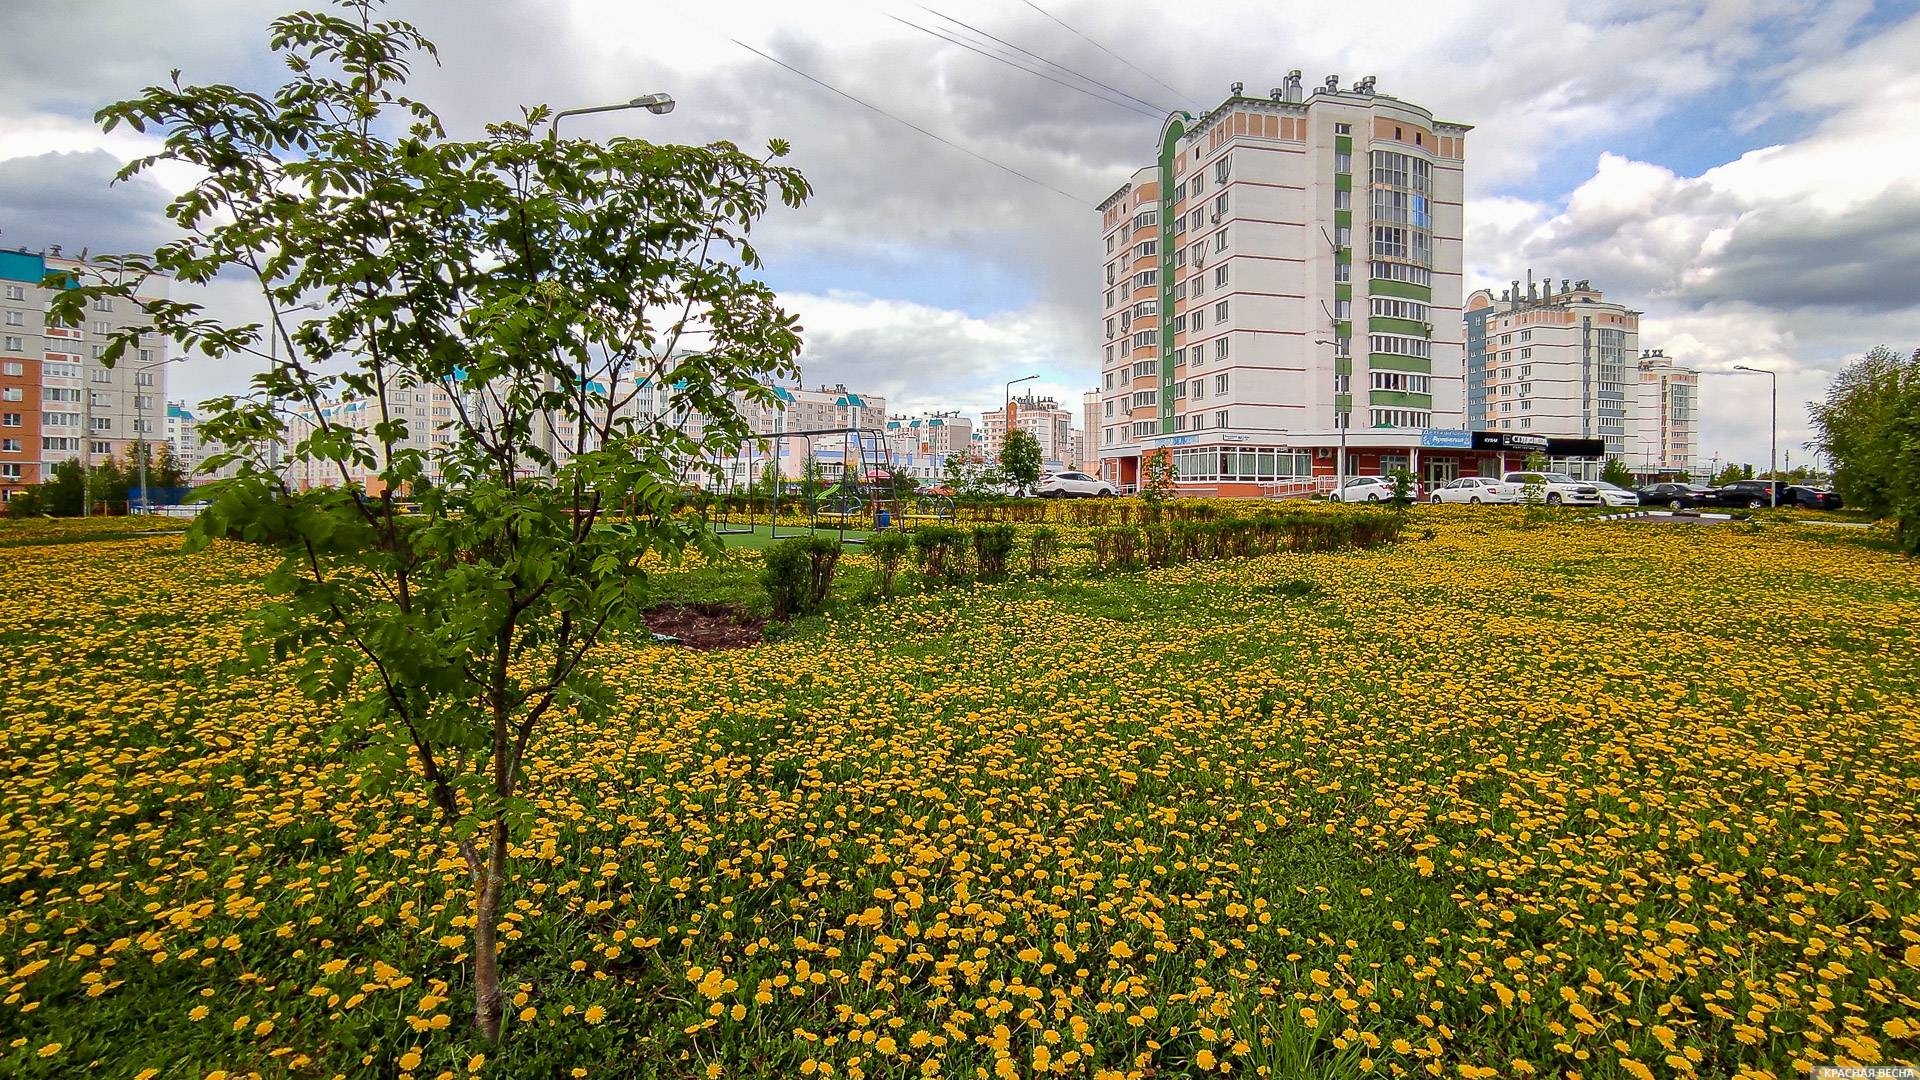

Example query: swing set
[706,426,955,544]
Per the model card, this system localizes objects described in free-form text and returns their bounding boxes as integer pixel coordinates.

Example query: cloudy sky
[5,0,1918,470]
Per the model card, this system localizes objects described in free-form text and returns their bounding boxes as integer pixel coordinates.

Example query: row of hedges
[1089,510,1404,572]
[763,525,1066,615]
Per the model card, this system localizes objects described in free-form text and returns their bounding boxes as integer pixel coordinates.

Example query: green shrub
[868,530,913,598]
[912,525,969,585]
[1027,527,1060,576]
[1142,523,1174,568]
[971,524,1017,580]
[1090,526,1142,572]
[761,536,841,621]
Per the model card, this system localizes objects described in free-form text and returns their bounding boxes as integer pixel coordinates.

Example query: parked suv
[1502,472,1603,506]
[1032,471,1116,498]
[1713,480,1793,509]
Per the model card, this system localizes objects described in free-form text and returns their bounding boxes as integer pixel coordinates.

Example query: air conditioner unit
[1211,212,1222,224]
[1316,448,1332,460]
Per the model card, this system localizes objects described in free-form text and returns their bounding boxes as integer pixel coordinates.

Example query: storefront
[1102,427,1608,497]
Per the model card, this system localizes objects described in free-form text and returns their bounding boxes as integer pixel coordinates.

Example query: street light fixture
[130,354,190,513]
[1003,374,1039,490]
[548,93,676,141]
[1730,364,1778,508]
[1314,338,1345,497]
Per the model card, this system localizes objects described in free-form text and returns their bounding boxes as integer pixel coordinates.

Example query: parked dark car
[1634,482,1711,509]
[1713,480,1814,508]
[1783,485,1844,510]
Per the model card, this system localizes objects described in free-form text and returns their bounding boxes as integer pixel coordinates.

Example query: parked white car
[1429,476,1520,504]
[1590,481,1641,507]
[1502,471,1604,506]
[1033,471,1116,498]
[1329,475,1421,502]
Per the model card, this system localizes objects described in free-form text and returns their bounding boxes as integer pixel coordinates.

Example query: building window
[1334,188,1350,210]
[93,298,114,312]
[1,412,18,426]
[1190,378,1205,401]
[2,336,21,352]
[1215,409,1229,429]
[91,417,113,432]
[1334,150,1351,173]
[1369,371,1431,394]
[1214,373,1230,395]
[1214,335,1230,360]
[91,440,113,456]
[1213,264,1229,288]
[1214,300,1229,322]
[3,311,22,327]
[3,286,23,301]
[1213,192,1229,218]
[1,362,21,376]
[1334,299,1351,319]
[1214,154,1231,183]
[1368,408,1431,429]
[1370,297,1430,321]
[1335,122,1351,134]
[1,438,20,452]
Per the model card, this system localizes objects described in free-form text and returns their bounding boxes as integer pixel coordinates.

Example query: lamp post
[540,94,675,474]
[1731,364,1777,508]
[130,354,190,513]
[1003,374,1038,493]
[1314,337,1344,497]
[268,301,324,481]
[549,93,675,142]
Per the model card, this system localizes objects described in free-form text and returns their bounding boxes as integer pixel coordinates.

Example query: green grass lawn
[2,511,1916,1078]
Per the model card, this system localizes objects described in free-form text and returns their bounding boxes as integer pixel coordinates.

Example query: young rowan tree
[47,0,808,1039]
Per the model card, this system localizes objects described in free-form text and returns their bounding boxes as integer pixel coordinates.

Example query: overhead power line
[886,14,1163,120]
[731,39,1089,204]
[918,5,1177,115]
[1018,0,1188,104]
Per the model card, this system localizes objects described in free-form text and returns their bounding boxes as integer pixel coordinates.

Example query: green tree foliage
[1140,448,1177,506]
[998,428,1042,495]
[1601,456,1634,488]
[44,0,809,1038]
[1811,345,1920,552]
[1713,462,1754,486]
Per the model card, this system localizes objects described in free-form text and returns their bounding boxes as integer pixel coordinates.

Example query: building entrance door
[1424,458,1458,486]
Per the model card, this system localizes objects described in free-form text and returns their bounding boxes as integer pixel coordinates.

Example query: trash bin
[874,509,891,530]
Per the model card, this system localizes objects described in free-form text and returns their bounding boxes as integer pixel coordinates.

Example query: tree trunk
[472,819,509,1040]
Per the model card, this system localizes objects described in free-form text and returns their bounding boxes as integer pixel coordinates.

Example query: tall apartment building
[885,411,974,481]
[983,393,1076,469]
[1,248,172,504]
[1465,276,1639,456]
[1095,73,1469,490]
[1630,350,1699,476]
[165,401,201,474]
[1081,390,1100,467]
[282,380,463,492]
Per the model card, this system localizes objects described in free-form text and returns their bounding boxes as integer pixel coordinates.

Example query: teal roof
[772,386,797,404]
[834,394,866,407]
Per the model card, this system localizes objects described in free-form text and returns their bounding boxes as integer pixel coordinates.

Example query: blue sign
[1420,428,1473,449]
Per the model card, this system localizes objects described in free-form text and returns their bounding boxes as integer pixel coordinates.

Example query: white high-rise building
[1095,73,1469,495]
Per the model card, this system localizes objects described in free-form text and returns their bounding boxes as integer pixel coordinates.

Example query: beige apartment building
[2,248,172,504]
[1630,349,1699,476]
[1095,73,1469,493]
[885,411,974,481]
[1465,276,1638,457]
[983,393,1076,470]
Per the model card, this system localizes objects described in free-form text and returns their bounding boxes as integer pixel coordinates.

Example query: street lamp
[130,354,191,513]
[541,95,674,474]
[548,93,675,141]
[1314,337,1345,497]
[268,301,325,479]
[1731,364,1778,508]
[1003,374,1039,492]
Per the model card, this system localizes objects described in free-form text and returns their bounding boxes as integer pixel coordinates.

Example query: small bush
[1027,527,1060,576]
[1091,526,1142,572]
[1142,523,1174,568]
[971,524,1017,580]
[762,536,841,620]
[912,525,970,585]
[868,529,913,598]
